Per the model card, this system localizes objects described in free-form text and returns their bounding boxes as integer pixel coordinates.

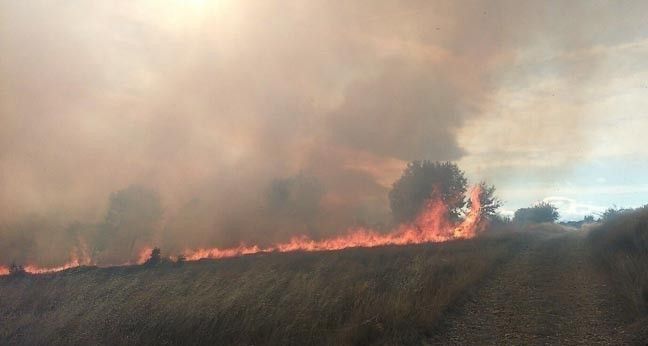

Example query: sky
[2,0,648,256]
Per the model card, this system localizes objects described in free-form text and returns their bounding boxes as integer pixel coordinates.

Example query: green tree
[600,207,633,222]
[513,202,559,224]
[467,181,502,219]
[389,161,467,223]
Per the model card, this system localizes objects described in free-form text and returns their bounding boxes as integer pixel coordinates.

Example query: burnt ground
[429,231,642,345]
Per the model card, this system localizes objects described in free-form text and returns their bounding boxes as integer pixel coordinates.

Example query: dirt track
[430,231,638,345]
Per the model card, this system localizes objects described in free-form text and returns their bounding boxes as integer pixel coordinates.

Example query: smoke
[1,1,644,265]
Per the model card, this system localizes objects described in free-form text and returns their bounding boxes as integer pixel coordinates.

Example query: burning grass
[0,231,523,345]
[4,185,486,276]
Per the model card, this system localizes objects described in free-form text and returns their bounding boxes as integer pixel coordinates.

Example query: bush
[589,206,648,318]
[144,247,162,266]
[599,207,634,222]
[389,161,467,223]
[8,262,26,277]
[513,202,559,224]
[489,213,511,226]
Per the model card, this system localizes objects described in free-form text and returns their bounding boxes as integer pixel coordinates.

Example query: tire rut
[429,232,635,345]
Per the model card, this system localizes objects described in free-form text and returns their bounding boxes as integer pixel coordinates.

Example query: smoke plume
[1,0,644,265]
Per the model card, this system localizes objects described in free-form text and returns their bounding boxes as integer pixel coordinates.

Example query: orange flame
[137,246,154,264]
[2,185,486,276]
[5,247,94,276]
[454,186,484,238]
[181,185,485,260]
[24,258,83,275]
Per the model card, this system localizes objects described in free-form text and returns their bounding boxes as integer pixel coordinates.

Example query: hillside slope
[3,228,639,345]
[0,234,522,345]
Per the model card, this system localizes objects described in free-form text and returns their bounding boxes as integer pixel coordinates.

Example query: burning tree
[144,247,162,266]
[9,261,26,277]
[389,161,468,223]
[467,181,502,220]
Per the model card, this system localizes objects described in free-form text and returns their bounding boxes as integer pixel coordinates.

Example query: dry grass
[588,207,648,322]
[0,232,524,345]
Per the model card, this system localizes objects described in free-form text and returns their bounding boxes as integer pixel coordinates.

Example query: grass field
[588,207,648,331]
[0,232,525,345]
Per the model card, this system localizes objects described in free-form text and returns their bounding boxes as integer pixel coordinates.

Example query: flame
[24,258,83,275]
[137,246,154,264]
[182,185,485,260]
[184,245,263,261]
[453,186,483,238]
[2,185,486,276]
[5,247,94,276]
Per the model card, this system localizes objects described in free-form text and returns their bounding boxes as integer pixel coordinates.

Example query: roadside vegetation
[512,202,559,224]
[588,206,648,330]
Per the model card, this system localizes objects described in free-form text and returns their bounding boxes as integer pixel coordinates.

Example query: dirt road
[430,231,637,345]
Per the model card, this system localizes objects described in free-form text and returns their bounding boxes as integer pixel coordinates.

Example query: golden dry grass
[588,207,648,330]
[0,232,524,345]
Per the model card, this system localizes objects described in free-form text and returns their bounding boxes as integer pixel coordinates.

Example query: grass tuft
[0,233,522,345]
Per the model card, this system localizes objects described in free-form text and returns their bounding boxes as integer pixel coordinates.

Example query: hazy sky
[2,0,648,229]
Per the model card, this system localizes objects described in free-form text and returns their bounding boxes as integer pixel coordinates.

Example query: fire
[23,258,83,275]
[181,185,485,260]
[454,186,484,238]
[3,247,94,276]
[184,245,263,261]
[2,185,486,276]
[137,246,154,264]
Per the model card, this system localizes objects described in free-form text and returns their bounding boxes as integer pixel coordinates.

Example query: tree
[467,181,502,219]
[513,202,559,224]
[144,247,162,266]
[389,161,467,223]
[490,213,511,225]
[9,261,26,277]
[267,173,323,221]
[94,185,162,263]
[175,254,186,266]
[600,207,633,222]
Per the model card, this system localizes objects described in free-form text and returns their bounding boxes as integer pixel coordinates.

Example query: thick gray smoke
[1,1,645,265]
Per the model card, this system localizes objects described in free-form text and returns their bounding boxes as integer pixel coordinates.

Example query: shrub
[389,161,468,223]
[144,247,162,266]
[513,202,559,224]
[589,206,648,318]
[8,262,26,277]
[599,207,634,222]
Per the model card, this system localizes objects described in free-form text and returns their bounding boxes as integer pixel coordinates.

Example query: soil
[429,231,642,345]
